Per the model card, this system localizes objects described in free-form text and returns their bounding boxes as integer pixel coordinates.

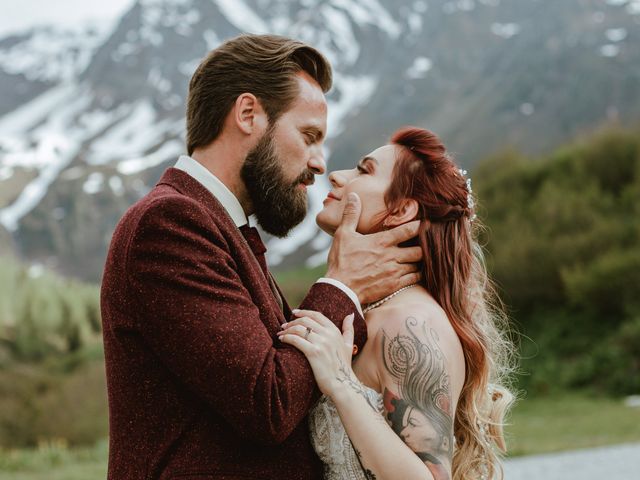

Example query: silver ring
[304,326,312,340]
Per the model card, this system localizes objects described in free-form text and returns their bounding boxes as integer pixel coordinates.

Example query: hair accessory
[458,168,477,222]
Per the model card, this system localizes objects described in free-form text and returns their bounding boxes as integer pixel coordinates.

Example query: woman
[278,127,515,480]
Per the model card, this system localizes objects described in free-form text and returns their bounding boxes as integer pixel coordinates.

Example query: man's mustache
[294,169,316,187]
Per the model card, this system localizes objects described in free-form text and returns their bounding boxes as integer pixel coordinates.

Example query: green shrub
[475,127,640,395]
[0,257,101,363]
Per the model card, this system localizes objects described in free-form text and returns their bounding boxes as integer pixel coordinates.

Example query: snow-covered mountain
[1,0,639,281]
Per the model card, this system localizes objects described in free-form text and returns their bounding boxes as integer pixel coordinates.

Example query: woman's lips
[323,192,341,204]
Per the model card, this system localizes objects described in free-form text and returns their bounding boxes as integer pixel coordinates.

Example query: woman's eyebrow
[359,156,379,166]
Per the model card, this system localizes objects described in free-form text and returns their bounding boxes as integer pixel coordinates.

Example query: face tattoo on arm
[382,317,454,480]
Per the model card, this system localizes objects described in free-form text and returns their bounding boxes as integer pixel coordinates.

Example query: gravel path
[504,443,640,480]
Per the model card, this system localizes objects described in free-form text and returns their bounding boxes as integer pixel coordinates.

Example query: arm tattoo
[353,447,378,480]
[382,317,454,479]
[335,351,380,412]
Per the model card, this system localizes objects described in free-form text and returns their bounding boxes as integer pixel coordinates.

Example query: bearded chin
[240,131,308,238]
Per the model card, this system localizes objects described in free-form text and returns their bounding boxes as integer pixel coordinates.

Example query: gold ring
[304,327,312,340]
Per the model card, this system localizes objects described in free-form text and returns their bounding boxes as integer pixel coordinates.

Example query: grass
[0,393,638,479]
[273,264,327,306]
[506,392,640,456]
[0,439,107,480]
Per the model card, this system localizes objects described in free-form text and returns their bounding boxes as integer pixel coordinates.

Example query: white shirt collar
[174,155,248,227]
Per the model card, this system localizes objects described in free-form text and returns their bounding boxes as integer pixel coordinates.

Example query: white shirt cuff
[315,278,364,317]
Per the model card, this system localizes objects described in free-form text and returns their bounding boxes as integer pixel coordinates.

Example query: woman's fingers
[342,313,355,348]
[278,330,314,355]
[280,314,324,333]
[291,309,334,328]
[277,324,313,340]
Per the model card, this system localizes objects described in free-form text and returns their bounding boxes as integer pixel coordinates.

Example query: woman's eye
[357,165,367,174]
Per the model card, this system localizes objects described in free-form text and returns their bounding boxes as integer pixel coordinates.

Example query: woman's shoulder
[368,298,454,344]
[367,300,465,390]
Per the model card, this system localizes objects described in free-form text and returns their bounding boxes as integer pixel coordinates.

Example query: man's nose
[308,147,326,175]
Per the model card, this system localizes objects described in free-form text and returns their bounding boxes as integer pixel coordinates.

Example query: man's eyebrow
[303,126,325,141]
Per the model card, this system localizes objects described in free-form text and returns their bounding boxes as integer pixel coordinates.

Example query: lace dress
[308,383,385,479]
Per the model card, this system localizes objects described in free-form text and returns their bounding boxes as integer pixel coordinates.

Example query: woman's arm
[278,310,454,480]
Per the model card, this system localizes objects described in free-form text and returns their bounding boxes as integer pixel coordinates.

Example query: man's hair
[186,34,332,155]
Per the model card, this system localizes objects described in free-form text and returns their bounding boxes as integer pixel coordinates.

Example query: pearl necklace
[363,283,419,313]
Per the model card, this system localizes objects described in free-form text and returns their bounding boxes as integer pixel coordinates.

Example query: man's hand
[325,193,423,305]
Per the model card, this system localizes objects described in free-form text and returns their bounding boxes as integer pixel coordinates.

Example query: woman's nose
[329,170,347,187]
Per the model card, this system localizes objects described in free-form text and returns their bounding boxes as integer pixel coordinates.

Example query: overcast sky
[0,0,136,36]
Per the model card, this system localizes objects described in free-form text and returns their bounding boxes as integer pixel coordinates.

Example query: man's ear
[383,199,419,228]
[233,93,268,135]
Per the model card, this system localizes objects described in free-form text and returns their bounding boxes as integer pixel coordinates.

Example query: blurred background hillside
[0,0,639,478]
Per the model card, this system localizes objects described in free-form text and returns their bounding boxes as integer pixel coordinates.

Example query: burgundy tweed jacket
[100,168,367,479]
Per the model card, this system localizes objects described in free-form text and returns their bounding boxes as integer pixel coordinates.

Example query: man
[101,34,421,479]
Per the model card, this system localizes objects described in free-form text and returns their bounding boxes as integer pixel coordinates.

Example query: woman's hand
[277,309,355,397]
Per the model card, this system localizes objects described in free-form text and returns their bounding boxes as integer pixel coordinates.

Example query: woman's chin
[315,214,337,237]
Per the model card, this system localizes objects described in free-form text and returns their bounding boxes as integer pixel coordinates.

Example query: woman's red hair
[385,127,514,480]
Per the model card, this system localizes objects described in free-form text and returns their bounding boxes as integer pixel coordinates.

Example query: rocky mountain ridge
[0,0,639,280]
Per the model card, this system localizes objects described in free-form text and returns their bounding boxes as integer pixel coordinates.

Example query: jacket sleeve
[125,195,365,445]
[297,283,367,354]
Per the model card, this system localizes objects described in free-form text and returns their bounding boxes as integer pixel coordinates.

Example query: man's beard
[241,128,315,238]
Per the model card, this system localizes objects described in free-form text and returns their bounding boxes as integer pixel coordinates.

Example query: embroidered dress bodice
[308,381,384,479]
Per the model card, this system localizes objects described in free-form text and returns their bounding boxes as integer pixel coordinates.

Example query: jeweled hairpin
[458,168,477,221]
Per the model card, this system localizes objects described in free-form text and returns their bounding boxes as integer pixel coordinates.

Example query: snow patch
[327,74,378,136]
[628,0,640,14]
[520,103,535,116]
[0,133,80,231]
[148,67,172,93]
[117,139,184,175]
[330,0,401,39]
[179,58,202,77]
[0,166,14,181]
[83,172,105,195]
[203,29,221,49]
[407,13,423,34]
[605,28,627,42]
[413,1,428,13]
[321,5,360,65]
[109,176,125,196]
[86,101,179,166]
[407,57,433,79]
[0,23,114,82]
[0,84,77,135]
[600,44,621,57]
[491,22,521,39]
[212,0,269,33]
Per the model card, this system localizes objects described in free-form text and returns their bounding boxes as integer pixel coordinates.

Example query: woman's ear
[383,199,419,228]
